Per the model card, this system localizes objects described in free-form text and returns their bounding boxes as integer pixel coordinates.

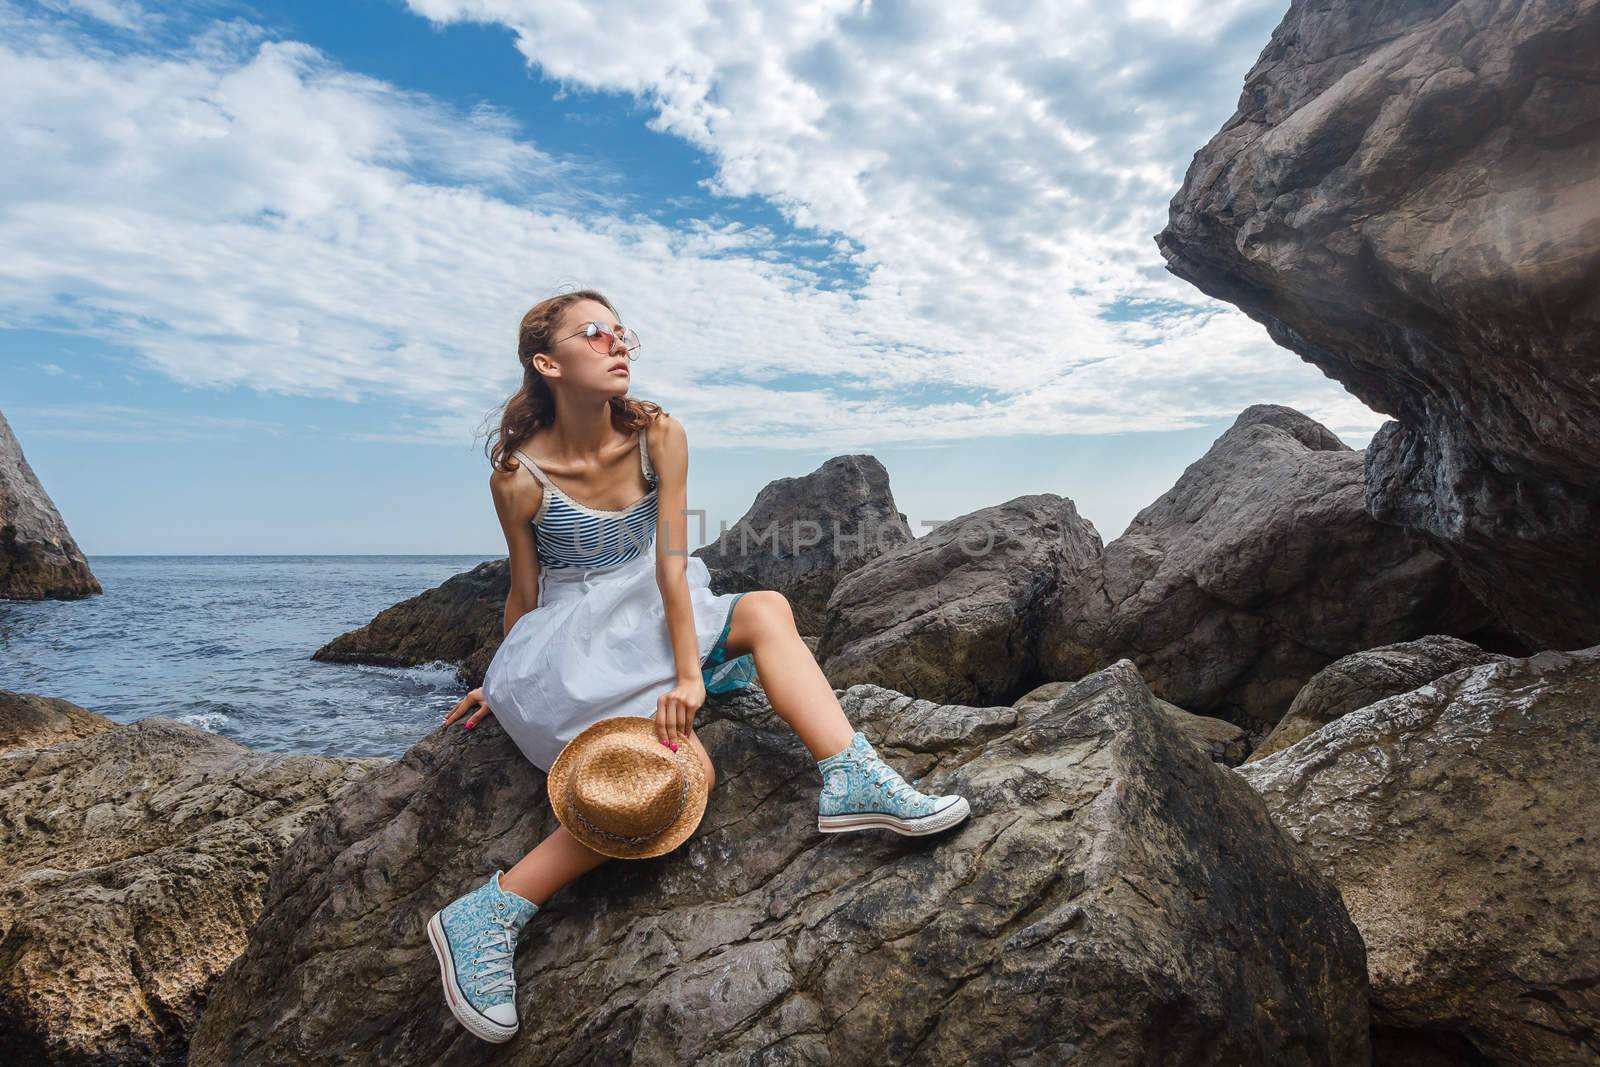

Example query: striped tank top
[513,430,658,569]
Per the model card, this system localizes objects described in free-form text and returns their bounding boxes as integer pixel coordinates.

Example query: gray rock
[190,663,1368,1066]
[312,557,508,688]
[1157,0,1600,651]
[1238,646,1600,1065]
[0,718,381,1066]
[816,493,1102,707]
[693,455,913,635]
[0,409,99,600]
[0,689,116,753]
[1015,680,1249,766]
[1040,405,1496,728]
[1245,635,1510,762]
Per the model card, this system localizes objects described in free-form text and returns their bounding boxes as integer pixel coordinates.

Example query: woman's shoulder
[643,410,683,445]
[489,446,543,511]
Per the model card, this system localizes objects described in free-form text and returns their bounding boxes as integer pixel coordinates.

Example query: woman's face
[541,299,632,396]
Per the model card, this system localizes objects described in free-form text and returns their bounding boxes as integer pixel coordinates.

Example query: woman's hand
[442,687,494,731]
[654,676,706,748]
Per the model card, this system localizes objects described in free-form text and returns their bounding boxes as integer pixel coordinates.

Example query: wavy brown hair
[487,288,666,472]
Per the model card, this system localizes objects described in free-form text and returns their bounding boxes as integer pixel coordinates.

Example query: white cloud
[0,0,1383,452]
[38,0,152,32]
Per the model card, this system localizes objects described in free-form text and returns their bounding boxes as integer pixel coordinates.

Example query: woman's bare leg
[718,591,855,760]
[499,825,610,906]
[500,731,717,905]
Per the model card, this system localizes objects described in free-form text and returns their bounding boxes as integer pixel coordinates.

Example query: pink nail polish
[669,743,679,751]
[465,721,475,730]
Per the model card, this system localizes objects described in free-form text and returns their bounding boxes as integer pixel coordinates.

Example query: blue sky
[1,0,1384,555]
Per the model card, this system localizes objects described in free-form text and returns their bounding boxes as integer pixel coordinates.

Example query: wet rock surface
[0,718,381,1066]
[1039,406,1497,728]
[1239,646,1600,1065]
[815,493,1102,708]
[693,455,913,636]
[191,662,1368,1066]
[0,409,99,601]
[1158,0,1600,650]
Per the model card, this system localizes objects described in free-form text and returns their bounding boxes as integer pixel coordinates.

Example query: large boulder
[1239,646,1600,1065]
[0,689,116,753]
[1040,405,1499,728]
[0,409,99,600]
[1246,634,1509,762]
[816,493,1102,707]
[0,718,381,1066]
[190,663,1368,1065]
[1157,0,1600,651]
[313,557,508,688]
[692,454,913,635]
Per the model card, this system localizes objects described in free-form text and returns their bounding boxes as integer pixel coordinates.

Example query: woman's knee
[741,589,794,633]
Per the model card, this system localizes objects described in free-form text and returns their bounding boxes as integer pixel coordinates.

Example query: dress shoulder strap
[638,425,656,484]
[511,449,557,491]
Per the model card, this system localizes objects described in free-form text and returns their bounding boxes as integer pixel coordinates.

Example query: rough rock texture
[1239,646,1600,1065]
[0,718,382,1066]
[313,557,508,688]
[817,493,1102,707]
[1246,634,1509,762]
[1015,679,1249,766]
[1157,0,1600,651]
[1039,405,1503,729]
[191,662,1369,1066]
[0,689,116,753]
[0,409,99,600]
[693,454,913,635]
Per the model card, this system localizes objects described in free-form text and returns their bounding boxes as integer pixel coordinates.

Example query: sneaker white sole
[426,910,518,1044]
[817,795,971,836]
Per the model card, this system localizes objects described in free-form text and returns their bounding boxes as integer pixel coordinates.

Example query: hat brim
[546,715,709,860]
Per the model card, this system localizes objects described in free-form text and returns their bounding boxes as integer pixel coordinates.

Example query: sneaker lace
[866,761,919,804]
[472,910,519,998]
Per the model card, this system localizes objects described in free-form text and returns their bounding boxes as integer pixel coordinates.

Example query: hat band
[566,773,690,847]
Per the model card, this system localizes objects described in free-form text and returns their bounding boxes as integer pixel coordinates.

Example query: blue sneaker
[816,731,971,835]
[426,870,539,1042]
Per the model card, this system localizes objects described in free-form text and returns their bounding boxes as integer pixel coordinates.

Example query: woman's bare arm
[650,415,705,741]
[491,461,543,638]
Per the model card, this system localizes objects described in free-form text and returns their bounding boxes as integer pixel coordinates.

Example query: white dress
[481,427,757,773]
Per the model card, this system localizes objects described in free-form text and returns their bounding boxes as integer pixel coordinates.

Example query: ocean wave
[177,711,231,732]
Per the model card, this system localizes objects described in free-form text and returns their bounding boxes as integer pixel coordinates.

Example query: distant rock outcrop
[0,689,116,753]
[312,558,508,687]
[816,493,1102,707]
[1157,0,1600,651]
[1039,406,1498,728]
[692,455,912,635]
[0,718,381,1066]
[190,663,1368,1065]
[0,410,99,600]
[1246,635,1509,762]
[1239,646,1600,1065]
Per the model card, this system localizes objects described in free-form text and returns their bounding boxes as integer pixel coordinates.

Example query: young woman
[428,288,971,1043]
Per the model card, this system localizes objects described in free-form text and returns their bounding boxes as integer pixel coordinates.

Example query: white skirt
[482,533,756,773]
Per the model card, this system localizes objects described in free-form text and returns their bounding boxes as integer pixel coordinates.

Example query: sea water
[0,555,500,758]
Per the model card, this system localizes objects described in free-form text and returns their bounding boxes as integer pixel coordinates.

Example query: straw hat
[546,716,708,859]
